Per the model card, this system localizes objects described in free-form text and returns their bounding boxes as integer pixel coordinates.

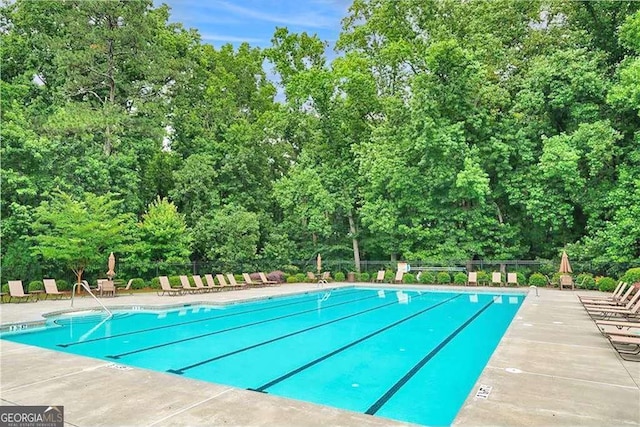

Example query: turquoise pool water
[1,288,523,425]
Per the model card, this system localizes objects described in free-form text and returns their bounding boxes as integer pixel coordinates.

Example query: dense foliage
[1,0,639,282]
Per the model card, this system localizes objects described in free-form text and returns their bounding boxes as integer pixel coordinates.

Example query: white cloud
[213,0,335,29]
[200,33,264,43]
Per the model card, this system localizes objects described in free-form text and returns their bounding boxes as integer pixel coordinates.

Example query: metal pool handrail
[71,281,113,319]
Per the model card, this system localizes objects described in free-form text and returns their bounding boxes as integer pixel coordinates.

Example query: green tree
[31,190,133,284]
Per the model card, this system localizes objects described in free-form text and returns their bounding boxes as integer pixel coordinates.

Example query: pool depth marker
[252,293,463,392]
[365,300,494,415]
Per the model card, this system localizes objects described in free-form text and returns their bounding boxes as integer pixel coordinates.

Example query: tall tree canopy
[2,0,639,281]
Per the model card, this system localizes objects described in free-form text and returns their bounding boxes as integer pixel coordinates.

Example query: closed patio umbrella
[317,254,322,274]
[559,250,572,274]
[106,252,116,279]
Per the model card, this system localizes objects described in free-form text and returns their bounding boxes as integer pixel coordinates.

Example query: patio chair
[226,274,247,290]
[491,272,503,287]
[307,271,319,282]
[321,271,331,282]
[559,274,574,290]
[157,276,184,296]
[393,270,404,284]
[179,275,201,294]
[43,279,70,299]
[467,272,478,287]
[242,273,265,288]
[116,279,134,295]
[258,272,278,286]
[507,273,518,286]
[579,282,627,303]
[204,274,225,291]
[8,280,38,303]
[99,280,116,297]
[193,275,212,293]
[374,270,385,283]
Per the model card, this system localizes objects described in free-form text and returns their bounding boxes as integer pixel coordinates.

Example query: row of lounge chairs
[1,278,136,302]
[157,273,279,296]
[371,270,521,286]
[579,281,640,361]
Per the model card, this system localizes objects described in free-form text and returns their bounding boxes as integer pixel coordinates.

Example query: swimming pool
[1,287,524,425]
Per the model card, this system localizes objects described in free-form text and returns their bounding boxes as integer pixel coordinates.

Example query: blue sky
[157,0,351,48]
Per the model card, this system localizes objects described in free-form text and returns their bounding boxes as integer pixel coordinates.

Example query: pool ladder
[71,281,113,319]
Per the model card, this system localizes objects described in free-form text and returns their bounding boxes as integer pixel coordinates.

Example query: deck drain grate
[104,362,132,371]
[475,385,492,399]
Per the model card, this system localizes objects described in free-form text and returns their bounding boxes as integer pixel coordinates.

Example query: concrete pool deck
[0,284,638,426]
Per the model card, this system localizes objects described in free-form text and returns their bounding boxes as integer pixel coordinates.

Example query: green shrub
[130,278,146,290]
[294,273,306,283]
[283,265,300,275]
[528,273,547,287]
[358,272,370,282]
[436,272,451,284]
[150,277,161,289]
[516,272,526,286]
[621,267,640,285]
[575,273,595,290]
[477,271,489,286]
[384,270,395,283]
[403,273,416,284]
[168,276,181,287]
[453,272,467,285]
[335,272,346,281]
[28,280,44,292]
[286,276,297,283]
[57,279,70,291]
[550,272,561,288]
[597,276,617,292]
[419,272,436,284]
[1,284,8,294]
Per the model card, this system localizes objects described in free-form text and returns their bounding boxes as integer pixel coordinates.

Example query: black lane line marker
[365,300,494,415]
[166,292,438,375]
[107,293,379,359]
[253,294,463,392]
[57,288,361,348]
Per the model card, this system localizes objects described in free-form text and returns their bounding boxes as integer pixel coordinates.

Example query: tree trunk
[347,211,361,273]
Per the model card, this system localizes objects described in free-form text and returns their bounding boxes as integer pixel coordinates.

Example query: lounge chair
[584,290,640,317]
[216,274,237,290]
[116,279,134,295]
[605,334,640,361]
[582,285,637,307]
[491,272,503,287]
[258,272,278,286]
[204,274,225,291]
[307,272,319,282]
[588,298,640,321]
[157,276,183,296]
[43,279,70,299]
[579,282,628,304]
[507,273,518,286]
[226,274,247,290]
[467,272,478,286]
[374,270,385,283]
[559,274,574,290]
[8,280,38,303]
[321,271,331,282]
[393,270,404,284]
[179,275,201,294]
[193,275,212,293]
[242,273,265,288]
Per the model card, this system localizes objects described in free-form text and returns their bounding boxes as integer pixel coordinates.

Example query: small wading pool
[1,287,524,425]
